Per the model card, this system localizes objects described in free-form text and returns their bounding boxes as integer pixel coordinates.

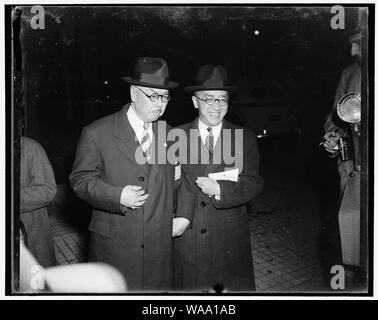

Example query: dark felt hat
[122,57,178,89]
[184,65,238,93]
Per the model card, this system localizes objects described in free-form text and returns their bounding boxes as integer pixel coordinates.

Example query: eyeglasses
[194,95,229,106]
[136,86,170,103]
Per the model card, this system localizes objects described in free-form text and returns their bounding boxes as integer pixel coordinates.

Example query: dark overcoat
[174,119,264,292]
[70,104,191,292]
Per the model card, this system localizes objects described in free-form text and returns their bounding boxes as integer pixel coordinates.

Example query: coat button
[201,228,207,234]
[139,176,145,182]
[201,201,206,207]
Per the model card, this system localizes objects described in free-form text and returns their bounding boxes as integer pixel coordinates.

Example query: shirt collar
[198,118,222,142]
[198,118,222,136]
[127,104,152,141]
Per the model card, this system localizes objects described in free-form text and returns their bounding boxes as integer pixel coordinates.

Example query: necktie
[205,127,214,155]
[141,122,151,160]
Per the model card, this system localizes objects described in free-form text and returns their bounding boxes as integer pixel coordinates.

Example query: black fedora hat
[122,57,179,89]
[184,65,238,93]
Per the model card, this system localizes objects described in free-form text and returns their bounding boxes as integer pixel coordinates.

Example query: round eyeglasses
[194,95,229,106]
[136,86,171,103]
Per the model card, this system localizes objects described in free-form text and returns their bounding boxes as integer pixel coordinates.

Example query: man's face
[351,41,361,58]
[192,90,229,126]
[130,85,170,122]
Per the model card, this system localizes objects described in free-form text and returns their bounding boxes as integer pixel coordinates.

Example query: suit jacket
[20,137,57,268]
[174,118,264,292]
[70,103,191,292]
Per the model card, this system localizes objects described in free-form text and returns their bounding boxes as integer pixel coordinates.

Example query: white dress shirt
[198,118,222,200]
[197,118,222,147]
[127,104,153,144]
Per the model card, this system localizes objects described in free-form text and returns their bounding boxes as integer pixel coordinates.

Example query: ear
[130,85,136,102]
[192,96,199,110]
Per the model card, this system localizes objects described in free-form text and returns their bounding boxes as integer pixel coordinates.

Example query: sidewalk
[248,172,325,292]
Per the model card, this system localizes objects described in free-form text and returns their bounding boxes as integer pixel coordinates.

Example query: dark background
[15,6,360,182]
[12,5,366,285]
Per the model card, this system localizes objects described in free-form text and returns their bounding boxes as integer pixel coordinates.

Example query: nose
[212,100,222,111]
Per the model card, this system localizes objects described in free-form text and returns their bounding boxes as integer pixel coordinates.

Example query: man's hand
[172,217,190,237]
[322,131,341,154]
[195,177,220,197]
[120,185,149,210]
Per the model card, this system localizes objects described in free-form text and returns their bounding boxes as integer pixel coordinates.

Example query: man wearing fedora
[70,57,194,292]
[173,65,264,292]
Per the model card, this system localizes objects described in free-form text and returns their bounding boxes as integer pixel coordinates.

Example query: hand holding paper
[196,177,220,197]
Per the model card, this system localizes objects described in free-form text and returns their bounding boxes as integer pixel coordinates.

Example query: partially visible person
[20,136,57,268]
[174,65,264,292]
[321,31,362,288]
[322,32,361,197]
[19,241,127,293]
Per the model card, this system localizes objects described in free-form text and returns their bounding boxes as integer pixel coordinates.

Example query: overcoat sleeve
[212,129,263,209]
[175,164,196,226]
[69,127,123,214]
[20,140,57,214]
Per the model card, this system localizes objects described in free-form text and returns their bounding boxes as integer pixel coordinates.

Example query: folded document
[208,168,239,182]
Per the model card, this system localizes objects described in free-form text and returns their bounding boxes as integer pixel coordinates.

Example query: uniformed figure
[70,57,193,292]
[20,136,57,268]
[174,65,264,292]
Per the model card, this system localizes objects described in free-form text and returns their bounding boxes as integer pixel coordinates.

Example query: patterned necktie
[205,127,214,154]
[141,122,151,160]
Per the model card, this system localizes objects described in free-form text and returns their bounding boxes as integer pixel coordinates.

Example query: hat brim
[122,77,179,89]
[184,85,239,93]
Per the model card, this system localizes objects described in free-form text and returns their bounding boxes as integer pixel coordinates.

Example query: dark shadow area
[254,133,342,290]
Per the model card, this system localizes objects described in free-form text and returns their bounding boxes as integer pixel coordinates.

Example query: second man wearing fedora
[173,65,264,292]
[70,57,194,292]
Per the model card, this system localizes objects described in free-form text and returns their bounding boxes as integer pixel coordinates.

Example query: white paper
[208,168,239,182]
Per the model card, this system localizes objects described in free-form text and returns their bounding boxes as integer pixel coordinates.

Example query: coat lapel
[113,104,151,176]
[146,120,168,185]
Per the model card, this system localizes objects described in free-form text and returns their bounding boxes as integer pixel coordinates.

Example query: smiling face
[130,85,169,122]
[192,90,229,126]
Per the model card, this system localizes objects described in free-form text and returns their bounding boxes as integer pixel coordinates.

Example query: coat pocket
[88,219,115,239]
